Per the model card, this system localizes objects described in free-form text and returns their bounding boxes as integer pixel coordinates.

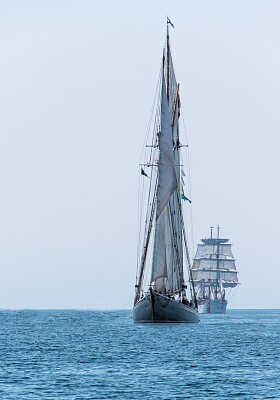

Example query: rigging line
[180,110,194,259]
[142,224,155,292]
[138,156,155,275]
[137,168,147,277]
[139,62,163,165]
[140,130,158,264]
[143,160,157,244]
[175,189,197,303]
[148,90,161,166]
[227,285,240,302]
[137,69,161,280]
[135,176,158,304]
[138,166,157,280]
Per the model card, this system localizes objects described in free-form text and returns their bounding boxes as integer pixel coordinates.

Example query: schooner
[133,21,199,323]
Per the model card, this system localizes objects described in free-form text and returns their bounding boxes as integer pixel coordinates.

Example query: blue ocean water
[0,310,279,399]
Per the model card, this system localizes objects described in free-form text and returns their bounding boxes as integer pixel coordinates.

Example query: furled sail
[150,74,181,293]
[155,76,176,220]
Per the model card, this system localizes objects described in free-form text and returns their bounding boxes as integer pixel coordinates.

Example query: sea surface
[0,309,279,399]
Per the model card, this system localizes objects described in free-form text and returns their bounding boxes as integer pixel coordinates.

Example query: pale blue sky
[0,0,279,309]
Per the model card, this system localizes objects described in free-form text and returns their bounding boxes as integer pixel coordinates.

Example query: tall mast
[216,224,221,297]
[166,21,170,102]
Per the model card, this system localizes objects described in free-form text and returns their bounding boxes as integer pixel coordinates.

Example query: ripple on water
[0,309,279,399]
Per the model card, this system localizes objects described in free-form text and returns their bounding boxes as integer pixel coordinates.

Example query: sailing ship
[133,21,199,323]
[191,226,240,314]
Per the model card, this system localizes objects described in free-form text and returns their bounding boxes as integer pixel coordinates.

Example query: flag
[167,17,175,28]
[141,168,149,178]
[181,193,192,203]
[181,177,185,186]
[181,169,186,177]
[178,93,181,118]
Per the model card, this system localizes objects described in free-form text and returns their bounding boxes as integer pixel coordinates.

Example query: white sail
[195,259,236,270]
[165,205,181,292]
[150,69,186,294]
[192,269,238,282]
[151,203,181,292]
[194,243,234,259]
[194,244,205,259]
[170,97,184,285]
[156,76,176,220]
[151,208,167,284]
[151,74,180,293]
[206,244,233,258]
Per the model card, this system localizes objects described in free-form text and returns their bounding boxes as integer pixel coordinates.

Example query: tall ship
[191,226,240,314]
[133,20,199,323]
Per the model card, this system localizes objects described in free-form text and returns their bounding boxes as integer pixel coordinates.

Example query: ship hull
[133,291,199,323]
[198,299,227,314]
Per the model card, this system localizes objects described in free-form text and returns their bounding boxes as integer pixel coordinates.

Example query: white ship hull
[133,291,199,323]
[198,299,227,314]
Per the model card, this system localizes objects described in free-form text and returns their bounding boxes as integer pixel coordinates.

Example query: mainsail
[151,76,180,292]
[155,76,177,220]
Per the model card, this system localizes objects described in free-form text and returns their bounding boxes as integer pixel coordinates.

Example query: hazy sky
[0,1,279,309]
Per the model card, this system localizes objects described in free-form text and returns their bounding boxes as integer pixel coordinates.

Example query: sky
[0,0,279,309]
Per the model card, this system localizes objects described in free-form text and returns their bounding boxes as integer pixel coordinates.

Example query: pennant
[181,193,192,203]
[141,168,149,178]
[181,177,185,186]
[181,169,186,177]
[167,17,175,28]
[178,93,181,118]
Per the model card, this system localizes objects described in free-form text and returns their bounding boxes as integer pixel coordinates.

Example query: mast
[165,19,195,299]
[211,226,214,299]
[166,22,170,102]
[216,224,221,298]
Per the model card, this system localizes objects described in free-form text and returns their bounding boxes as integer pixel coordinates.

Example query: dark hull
[133,291,199,323]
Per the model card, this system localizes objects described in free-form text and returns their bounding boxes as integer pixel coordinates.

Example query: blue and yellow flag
[181,193,192,203]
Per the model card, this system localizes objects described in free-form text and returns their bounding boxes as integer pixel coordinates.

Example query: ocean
[0,309,279,399]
